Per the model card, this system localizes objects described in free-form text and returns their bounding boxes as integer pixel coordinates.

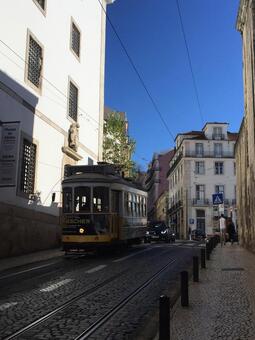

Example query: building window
[195,143,203,157]
[20,139,37,194]
[215,185,224,197]
[71,21,81,58]
[215,162,224,175]
[213,127,223,139]
[68,81,78,121]
[26,34,43,89]
[196,185,205,201]
[195,161,205,174]
[214,143,223,157]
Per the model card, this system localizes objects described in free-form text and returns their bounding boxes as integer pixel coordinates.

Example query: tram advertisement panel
[64,214,109,235]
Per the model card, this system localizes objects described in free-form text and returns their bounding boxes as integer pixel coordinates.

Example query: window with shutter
[20,139,36,194]
[27,35,43,89]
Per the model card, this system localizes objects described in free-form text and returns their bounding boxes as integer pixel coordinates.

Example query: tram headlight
[79,228,85,234]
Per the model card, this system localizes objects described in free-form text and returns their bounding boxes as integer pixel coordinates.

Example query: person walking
[227,218,236,245]
[219,214,226,246]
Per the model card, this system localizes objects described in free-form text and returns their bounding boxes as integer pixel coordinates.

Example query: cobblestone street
[170,244,255,340]
[0,242,200,339]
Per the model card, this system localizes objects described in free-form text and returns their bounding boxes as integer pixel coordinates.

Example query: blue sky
[104,0,243,170]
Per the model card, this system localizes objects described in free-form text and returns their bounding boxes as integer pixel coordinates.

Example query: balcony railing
[185,150,234,158]
[212,133,225,140]
[192,198,210,206]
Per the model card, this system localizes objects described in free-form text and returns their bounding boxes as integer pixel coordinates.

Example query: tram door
[111,190,121,238]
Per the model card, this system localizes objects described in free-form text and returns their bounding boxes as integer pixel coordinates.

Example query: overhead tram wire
[175,0,205,126]
[97,0,175,142]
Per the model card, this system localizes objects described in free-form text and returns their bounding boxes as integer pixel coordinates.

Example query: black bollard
[206,241,210,260]
[159,295,170,340]
[201,248,206,268]
[181,271,189,307]
[193,256,199,282]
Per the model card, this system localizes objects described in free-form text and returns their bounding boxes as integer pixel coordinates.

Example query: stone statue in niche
[68,122,80,152]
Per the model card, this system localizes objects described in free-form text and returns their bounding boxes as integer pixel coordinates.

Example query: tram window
[128,192,132,215]
[74,187,91,212]
[142,197,147,217]
[63,188,72,213]
[133,194,138,217]
[137,196,141,216]
[144,198,147,217]
[93,187,109,212]
[124,192,129,215]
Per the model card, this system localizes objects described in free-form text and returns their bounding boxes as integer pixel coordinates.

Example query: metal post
[193,256,199,282]
[159,295,170,340]
[201,248,206,268]
[181,271,189,307]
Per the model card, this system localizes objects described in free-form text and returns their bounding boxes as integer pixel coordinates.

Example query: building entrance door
[196,209,205,232]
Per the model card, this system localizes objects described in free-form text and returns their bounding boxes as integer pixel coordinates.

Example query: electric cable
[175,0,205,125]
[97,0,175,142]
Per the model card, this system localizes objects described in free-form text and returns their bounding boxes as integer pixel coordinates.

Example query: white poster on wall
[0,122,20,187]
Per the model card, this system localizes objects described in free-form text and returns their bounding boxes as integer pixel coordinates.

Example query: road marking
[113,247,153,263]
[0,261,61,280]
[40,279,73,292]
[0,302,18,311]
[85,265,107,274]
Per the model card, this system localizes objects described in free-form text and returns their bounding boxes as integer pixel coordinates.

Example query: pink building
[145,149,175,222]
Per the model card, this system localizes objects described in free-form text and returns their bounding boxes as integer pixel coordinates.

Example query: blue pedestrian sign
[212,193,223,205]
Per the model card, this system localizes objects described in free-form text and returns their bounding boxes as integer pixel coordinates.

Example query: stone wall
[236,0,255,252]
[0,202,61,258]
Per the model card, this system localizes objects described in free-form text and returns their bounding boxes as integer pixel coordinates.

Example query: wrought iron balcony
[192,198,210,206]
[212,133,225,140]
[185,150,234,158]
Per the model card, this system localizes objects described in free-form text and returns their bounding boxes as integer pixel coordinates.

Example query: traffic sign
[212,193,223,205]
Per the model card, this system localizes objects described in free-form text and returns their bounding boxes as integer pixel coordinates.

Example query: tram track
[3,257,176,340]
[3,269,129,340]
[75,258,176,339]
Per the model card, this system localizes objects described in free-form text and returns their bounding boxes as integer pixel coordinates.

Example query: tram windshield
[93,186,109,212]
[63,188,72,213]
[74,187,91,212]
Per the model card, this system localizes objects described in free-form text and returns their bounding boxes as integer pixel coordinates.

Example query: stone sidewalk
[0,247,63,272]
[168,243,255,340]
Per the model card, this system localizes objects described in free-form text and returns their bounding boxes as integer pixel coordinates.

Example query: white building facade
[0,0,114,257]
[167,123,238,239]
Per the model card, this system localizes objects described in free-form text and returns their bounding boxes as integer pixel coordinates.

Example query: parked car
[191,229,206,241]
[145,222,176,243]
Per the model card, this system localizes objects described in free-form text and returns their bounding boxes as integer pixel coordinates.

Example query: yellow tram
[62,164,147,253]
